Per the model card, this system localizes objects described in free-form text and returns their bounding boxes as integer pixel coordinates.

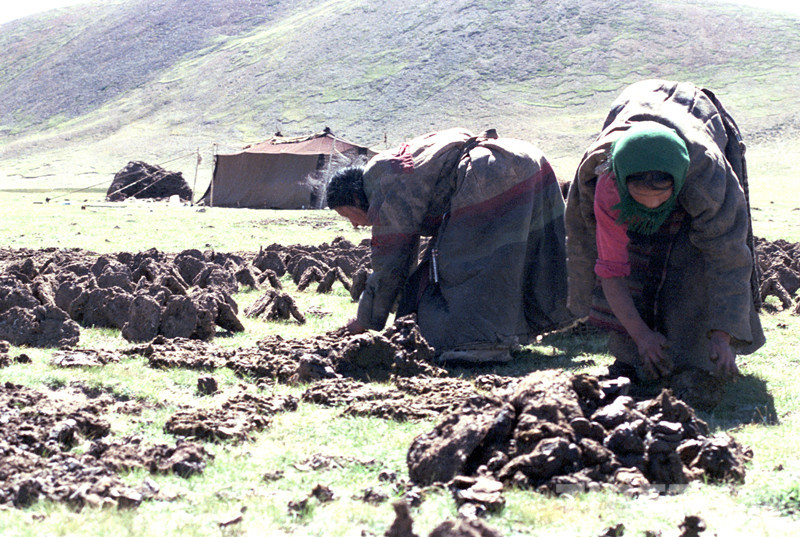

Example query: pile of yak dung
[756,236,800,313]
[226,315,442,384]
[408,371,749,498]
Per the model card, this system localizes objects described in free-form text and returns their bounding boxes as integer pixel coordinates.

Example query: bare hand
[709,330,738,380]
[633,328,673,380]
[345,318,367,335]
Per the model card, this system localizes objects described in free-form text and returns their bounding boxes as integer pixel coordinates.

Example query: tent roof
[233,128,373,156]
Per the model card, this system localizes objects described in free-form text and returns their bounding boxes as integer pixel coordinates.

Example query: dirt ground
[0,237,795,527]
[0,381,211,509]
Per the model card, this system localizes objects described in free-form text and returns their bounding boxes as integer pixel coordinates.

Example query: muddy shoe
[603,360,663,398]
[668,369,726,411]
[436,349,513,365]
[604,360,638,381]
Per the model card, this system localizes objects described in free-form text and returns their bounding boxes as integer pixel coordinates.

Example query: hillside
[1,0,799,189]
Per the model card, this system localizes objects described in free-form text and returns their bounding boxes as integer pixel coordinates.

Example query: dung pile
[226,315,443,384]
[408,371,750,498]
[106,161,193,202]
[756,236,800,312]
[163,388,298,442]
[245,289,306,323]
[0,382,212,510]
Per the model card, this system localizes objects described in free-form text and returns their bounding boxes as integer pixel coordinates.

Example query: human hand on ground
[633,328,673,380]
[709,330,738,380]
[345,318,367,335]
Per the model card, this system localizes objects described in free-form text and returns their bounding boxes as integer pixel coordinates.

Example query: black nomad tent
[199,128,375,209]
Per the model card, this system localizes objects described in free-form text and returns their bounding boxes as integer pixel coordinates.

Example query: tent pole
[322,135,336,209]
[210,143,218,207]
[191,147,201,206]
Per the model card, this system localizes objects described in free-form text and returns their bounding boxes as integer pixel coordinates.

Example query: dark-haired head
[625,170,674,191]
[326,166,369,211]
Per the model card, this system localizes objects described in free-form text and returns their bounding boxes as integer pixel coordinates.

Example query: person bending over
[328,128,572,364]
[565,80,765,408]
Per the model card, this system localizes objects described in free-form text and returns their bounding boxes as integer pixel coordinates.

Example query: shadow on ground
[442,323,610,379]
[701,373,778,429]
[441,323,778,433]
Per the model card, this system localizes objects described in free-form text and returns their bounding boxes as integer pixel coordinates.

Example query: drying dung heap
[408,371,750,513]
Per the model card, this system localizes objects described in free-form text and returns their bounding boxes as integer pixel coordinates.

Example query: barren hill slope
[1,0,799,186]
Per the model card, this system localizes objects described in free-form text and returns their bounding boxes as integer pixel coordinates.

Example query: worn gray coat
[565,80,765,371]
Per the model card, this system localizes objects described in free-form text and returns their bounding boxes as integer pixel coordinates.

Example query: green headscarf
[610,122,690,234]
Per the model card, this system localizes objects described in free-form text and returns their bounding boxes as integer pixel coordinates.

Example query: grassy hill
[1,0,799,190]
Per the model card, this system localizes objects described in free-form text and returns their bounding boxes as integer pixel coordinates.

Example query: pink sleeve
[594,172,630,278]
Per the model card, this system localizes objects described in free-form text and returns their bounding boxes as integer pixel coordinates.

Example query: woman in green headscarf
[565,80,765,408]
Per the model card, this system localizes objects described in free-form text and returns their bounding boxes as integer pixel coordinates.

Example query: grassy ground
[0,164,799,536]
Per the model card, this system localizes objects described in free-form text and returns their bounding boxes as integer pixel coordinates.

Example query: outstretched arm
[601,276,673,379]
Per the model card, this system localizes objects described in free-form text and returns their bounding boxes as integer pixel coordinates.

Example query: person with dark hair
[565,80,765,408]
[326,166,369,213]
[328,127,572,363]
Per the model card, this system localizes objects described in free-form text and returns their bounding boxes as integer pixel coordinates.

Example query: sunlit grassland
[746,139,800,243]
[0,189,370,254]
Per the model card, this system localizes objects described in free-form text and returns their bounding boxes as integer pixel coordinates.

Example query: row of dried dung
[254,237,370,288]
[756,236,800,313]
[0,248,250,346]
[407,371,750,512]
[274,235,800,312]
[0,237,372,348]
[252,237,371,300]
[0,381,212,510]
[55,249,248,342]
